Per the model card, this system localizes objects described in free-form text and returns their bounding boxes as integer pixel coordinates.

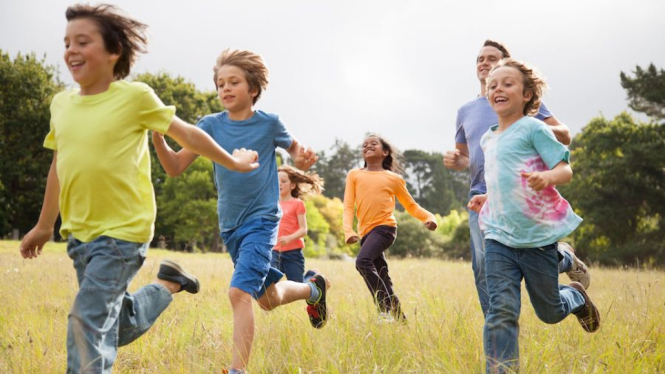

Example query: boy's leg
[118,260,199,346]
[280,249,306,283]
[229,287,255,372]
[355,226,397,313]
[257,279,311,310]
[557,242,591,289]
[483,239,522,374]
[66,237,145,373]
[468,191,490,316]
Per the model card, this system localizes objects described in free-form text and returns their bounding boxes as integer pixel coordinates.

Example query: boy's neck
[497,112,525,133]
[79,77,115,96]
[227,107,255,121]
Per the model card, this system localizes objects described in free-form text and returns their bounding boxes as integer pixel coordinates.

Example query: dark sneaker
[559,242,591,289]
[569,282,600,333]
[157,260,200,294]
[306,273,328,329]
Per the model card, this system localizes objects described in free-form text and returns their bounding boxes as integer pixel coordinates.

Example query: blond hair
[278,165,324,200]
[213,49,269,104]
[488,58,548,116]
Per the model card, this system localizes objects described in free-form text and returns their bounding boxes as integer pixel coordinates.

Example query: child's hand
[424,220,438,231]
[467,194,487,213]
[346,236,360,244]
[293,146,319,171]
[521,171,550,191]
[277,235,291,246]
[232,148,260,172]
[19,226,52,259]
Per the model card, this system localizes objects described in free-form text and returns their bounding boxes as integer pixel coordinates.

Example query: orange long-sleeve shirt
[343,168,436,241]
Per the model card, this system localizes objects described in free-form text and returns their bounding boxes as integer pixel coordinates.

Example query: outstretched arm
[287,138,318,171]
[20,153,60,259]
[521,161,573,191]
[342,174,360,244]
[158,116,259,176]
[542,116,572,146]
[395,179,438,231]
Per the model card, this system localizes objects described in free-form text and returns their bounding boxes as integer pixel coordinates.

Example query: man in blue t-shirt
[442,39,590,316]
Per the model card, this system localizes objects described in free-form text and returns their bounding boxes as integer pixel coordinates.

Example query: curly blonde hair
[488,58,548,116]
[213,49,269,104]
[278,165,324,199]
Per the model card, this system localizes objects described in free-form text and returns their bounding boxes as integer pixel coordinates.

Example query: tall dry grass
[0,240,663,373]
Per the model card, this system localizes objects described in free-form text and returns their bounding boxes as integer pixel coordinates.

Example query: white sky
[2,0,663,153]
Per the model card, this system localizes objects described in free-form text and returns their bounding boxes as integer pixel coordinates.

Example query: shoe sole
[307,273,328,329]
[160,260,200,294]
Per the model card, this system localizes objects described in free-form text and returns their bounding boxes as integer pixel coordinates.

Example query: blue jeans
[483,239,585,373]
[468,192,575,317]
[221,218,284,299]
[66,236,173,373]
[271,249,305,282]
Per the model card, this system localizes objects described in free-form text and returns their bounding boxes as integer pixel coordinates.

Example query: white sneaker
[559,242,590,289]
[378,312,395,323]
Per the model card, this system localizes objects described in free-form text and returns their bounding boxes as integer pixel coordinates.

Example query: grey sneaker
[569,282,600,333]
[559,242,590,289]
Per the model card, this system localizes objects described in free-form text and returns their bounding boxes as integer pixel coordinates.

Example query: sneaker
[157,260,200,294]
[306,273,328,329]
[569,282,600,333]
[559,242,591,289]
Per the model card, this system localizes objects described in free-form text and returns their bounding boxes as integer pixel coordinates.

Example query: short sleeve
[138,86,175,133]
[196,116,211,135]
[273,115,293,150]
[534,101,553,121]
[531,121,569,169]
[44,99,58,150]
[296,199,306,214]
[454,107,467,144]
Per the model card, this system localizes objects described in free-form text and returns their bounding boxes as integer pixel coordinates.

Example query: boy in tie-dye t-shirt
[478,115,582,246]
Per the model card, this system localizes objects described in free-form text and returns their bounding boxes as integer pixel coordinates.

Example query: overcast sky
[2,0,663,153]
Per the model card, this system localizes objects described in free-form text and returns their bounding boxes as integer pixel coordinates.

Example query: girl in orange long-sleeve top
[343,134,438,322]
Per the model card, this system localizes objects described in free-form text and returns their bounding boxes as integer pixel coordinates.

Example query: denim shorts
[221,218,284,299]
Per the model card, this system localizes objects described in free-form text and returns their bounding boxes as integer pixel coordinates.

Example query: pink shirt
[274,199,306,251]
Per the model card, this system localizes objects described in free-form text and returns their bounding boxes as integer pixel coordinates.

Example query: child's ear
[249,86,259,99]
[523,89,533,102]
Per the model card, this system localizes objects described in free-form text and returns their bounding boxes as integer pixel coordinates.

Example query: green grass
[1,240,663,373]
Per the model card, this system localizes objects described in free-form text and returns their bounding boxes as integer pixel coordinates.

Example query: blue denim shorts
[221,218,284,299]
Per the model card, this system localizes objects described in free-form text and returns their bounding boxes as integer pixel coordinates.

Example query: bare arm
[20,153,60,259]
[287,138,318,171]
[542,116,572,146]
[160,116,259,176]
[443,143,470,171]
[520,161,573,191]
[152,130,199,177]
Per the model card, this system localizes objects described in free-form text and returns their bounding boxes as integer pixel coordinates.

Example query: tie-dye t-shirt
[479,116,582,248]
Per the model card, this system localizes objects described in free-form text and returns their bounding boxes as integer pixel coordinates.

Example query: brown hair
[213,49,269,104]
[278,165,324,199]
[488,58,548,116]
[478,39,511,61]
[66,4,148,79]
[362,134,405,174]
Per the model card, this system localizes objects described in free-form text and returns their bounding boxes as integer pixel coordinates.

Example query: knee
[257,296,276,311]
[355,257,372,272]
[535,310,565,324]
[228,287,251,307]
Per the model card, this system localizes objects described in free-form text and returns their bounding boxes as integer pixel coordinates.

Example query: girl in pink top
[343,134,438,322]
[272,165,324,282]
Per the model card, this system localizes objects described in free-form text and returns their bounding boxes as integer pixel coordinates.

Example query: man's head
[476,39,511,82]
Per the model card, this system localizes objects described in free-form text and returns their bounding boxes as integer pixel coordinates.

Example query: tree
[561,112,665,266]
[0,51,63,237]
[620,64,665,122]
[402,149,468,215]
[313,139,362,200]
[388,211,446,258]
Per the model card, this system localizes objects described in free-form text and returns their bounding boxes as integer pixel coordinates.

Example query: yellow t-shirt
[342,168,436,241]
[44,81,175,243]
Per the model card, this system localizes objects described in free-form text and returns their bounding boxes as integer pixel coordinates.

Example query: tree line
[1,50,663,266]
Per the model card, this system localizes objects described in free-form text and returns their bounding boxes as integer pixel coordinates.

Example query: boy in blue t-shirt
[443,40,590,317]
[152,49,329,374]
[468,59,600,373]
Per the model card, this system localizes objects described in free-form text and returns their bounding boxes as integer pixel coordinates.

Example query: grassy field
[0,240,663,373]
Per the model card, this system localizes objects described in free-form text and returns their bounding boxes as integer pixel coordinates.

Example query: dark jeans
[355,225,402,316]
[271,249,305,282]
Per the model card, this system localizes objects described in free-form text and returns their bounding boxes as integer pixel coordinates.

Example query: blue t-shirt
[478,116,582,248]
[455,97,552,194]
[197,110,293,232]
